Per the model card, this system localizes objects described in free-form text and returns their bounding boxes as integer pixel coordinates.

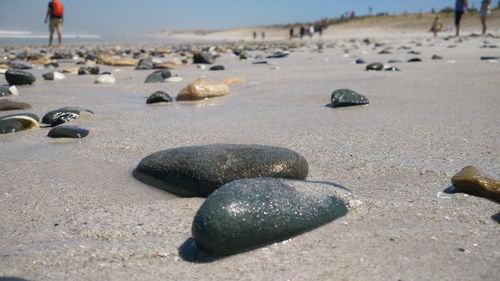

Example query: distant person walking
[430,16,443,37]
[480,0,492,35]
[261,31,265,40]
[308,25,314,39]
[455,0,468,36]
[289,27,294,40]
[253,31,257,41]
[299,26,305,39]
[44,0,64,48]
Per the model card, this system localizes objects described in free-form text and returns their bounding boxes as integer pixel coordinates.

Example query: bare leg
[48,31,54,48]
[57,30,62,48]
[481,16,487,35]
[455,24,460,37]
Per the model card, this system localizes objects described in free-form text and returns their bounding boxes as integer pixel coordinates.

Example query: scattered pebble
[48,125,89,139]
[146,91,173,104]
[451,166,500,202]
[176,77,230,101]
[5,69,36,86]
[327,89,369,108]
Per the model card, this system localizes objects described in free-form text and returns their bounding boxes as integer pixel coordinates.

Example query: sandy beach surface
[1,24,499,281]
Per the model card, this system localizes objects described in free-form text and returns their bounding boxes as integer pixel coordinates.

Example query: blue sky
[0,0,487,36]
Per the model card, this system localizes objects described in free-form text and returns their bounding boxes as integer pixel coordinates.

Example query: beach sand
[1,24,499,281]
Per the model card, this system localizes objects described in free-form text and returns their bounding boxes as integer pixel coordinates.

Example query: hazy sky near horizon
[0,0,485,36]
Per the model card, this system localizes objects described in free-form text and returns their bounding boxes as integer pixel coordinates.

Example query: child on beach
[430,16,443,37]
[480,0,492,35]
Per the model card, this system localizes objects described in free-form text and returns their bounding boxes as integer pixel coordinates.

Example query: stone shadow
[178,238,220,263]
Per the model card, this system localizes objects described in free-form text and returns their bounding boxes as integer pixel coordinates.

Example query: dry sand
[1,23,499,281]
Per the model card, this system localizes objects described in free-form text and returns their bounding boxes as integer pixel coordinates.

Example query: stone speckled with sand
[192,178,350,256]
[328,89,369,108]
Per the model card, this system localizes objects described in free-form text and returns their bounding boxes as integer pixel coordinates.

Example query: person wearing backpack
[44,0,64,48]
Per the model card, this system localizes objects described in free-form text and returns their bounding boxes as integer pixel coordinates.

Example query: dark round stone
[134,144,309,197]
[144,70,172,83]
[193,52,215,64]
[328,89,369,108]
[209,65,225,71]
[136,57,154,70]
[407,58,422,63]
[355,59,366,64]
[48,125,89,138]
[146,91,173,104]
[192,178,350,256]
[366,63,383,71]
[5,70,36,86]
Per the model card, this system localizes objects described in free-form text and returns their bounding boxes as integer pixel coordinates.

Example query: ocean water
[0,30,206,47]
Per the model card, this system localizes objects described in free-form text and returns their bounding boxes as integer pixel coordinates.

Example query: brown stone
[153,60,182,70]
[452,166,500,202]
[98,55,138,67]
[0,99,32,111]
[177,78,230,101]
[31,56,52,65]
[62,67,79,74]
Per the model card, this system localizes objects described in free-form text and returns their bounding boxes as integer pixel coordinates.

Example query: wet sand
[0,32,499,280]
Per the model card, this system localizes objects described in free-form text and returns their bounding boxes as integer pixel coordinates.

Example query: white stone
[53,72,66,80]
[95,74,116,84]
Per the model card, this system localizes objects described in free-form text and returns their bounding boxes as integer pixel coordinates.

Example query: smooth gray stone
[146,91,173,104]
[144,70,172,83]
[136,57,154,70]
[192,178,350,256]
[328,89,369,108]
[5,70,36,86]
[48,125,89,138]
[134,144,309,197]
[42,72,55,80]
[8,61,32,69]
